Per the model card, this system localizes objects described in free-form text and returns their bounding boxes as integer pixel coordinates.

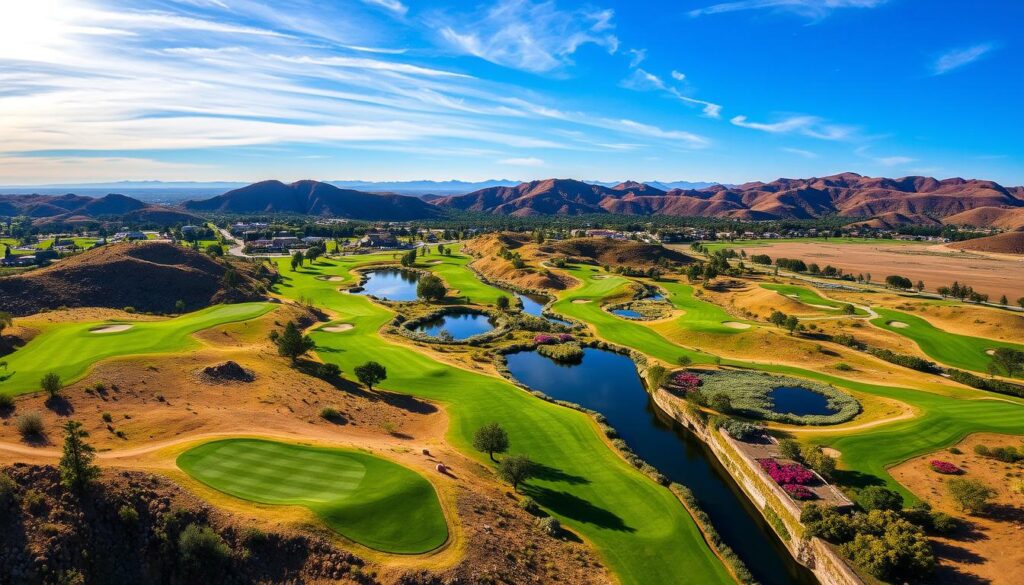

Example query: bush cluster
[536,342,584,363]
[929,460,962,475]
[947,368,1024,398]
[866,348,936,373]
[973,443,1024,463]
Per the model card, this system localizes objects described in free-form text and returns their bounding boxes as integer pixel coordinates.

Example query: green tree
[768,310,787,327]
[417,274,447,301]
[915,280,925,293]
[784,315,802,334]
[59,420,100,491]
[858,486,903,512]
[178,523,230,575]
[708,392,732,413]
[305,246,322,263]
[174,300,186,314]
[778,439,801,460]
[0,311,12,337]
[495,295,510,311]
[947,478,996,514]
[842,303,856,315]
[205,243,223,256]
[290,250,303,271]
[400,248,417,267]
[1000,294,1008,306]
[354,361,387,390]
[498,454,535,492]
[1018,297,1024,309]
[272,321,315,363]
[472,422,510,462]
[41,373,62,398]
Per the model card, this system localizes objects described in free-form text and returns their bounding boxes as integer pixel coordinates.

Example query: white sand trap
[315,275,345,281]
[807,303,839,310]
[888,321,910,329]
[323,324,354,332]
[592,275,609,280]
[427,260,443,264]
[822,448,841,459]
[986,349,996,356]
[722,321,751,329]
[572,299,592,304]
[91,324,133,333]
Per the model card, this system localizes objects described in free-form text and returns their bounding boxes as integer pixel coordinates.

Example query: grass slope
[760,283,868,315]
[178,438,448,553]
[419,246,508,305]
[274,256,733,585]
[550,265,1024,503]
[0,303,274,395]
[871,308,1024,374]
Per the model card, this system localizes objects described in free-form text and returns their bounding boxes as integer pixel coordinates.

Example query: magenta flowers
[783,484,815,500]
[759,459,816,485]
[929,460,963,475]
[671,372,702,392]
[533,334,556,344]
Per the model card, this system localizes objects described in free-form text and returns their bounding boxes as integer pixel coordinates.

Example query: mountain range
[0,193,200,226]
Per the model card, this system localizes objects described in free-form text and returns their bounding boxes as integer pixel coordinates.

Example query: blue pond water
[414,311,496,340]
[354,269,420,302]
[505,348,816,585]
[513,291,571,325]
[611,308,643,319]
[768,386,838,416]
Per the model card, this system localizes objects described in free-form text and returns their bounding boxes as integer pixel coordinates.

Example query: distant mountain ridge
[0,193,200,226]
[182,179,440,220]
[431,173,1024,224]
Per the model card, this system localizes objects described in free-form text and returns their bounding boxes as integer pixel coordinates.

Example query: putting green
[0,303,275,396]
[761,283,868,316]
[178,439,447,553]
[871,307,1024,375]
[274,257,733,584]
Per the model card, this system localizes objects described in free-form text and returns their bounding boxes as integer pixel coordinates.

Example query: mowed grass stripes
[178,439,448,554]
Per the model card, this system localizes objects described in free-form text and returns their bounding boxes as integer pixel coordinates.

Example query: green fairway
[0,303,275,395]
[418,246,508,305]
[548,266,1024,503]
[178,438,448,553]
[274,257,733,584]
[761,283,868,315]
[871,307,1024,375]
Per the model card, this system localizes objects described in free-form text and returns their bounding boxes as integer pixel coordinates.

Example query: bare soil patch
[90,324,133,333]
[891,433,1024,585]
[728,241,1024,300]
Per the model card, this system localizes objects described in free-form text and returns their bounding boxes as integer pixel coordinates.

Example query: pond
[509,290,571,325]
[768,386,838,417]
[610,308,643,319]
[505,348,817,585]
[354,269,420,302]
[413,311,496,340]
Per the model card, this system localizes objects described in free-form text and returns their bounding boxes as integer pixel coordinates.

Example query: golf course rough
[177,439,448,554]
[0,302,276,396]
[273,254,734,585]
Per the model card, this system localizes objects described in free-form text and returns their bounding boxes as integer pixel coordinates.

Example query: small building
[125,231,147,241]
[358,232,399,248]
[1,255,36,267]
[271,236,301,248]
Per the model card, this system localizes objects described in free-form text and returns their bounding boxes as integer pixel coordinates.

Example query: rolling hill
[183,179,440,220]
[431,173,1024,224]
[949,229,1024,255]
[0,193,200,226]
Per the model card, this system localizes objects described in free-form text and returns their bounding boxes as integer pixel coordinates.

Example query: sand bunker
[90,324,133,333]
[888,321,910,329]
[592,275,609,280]
[571,299,592,304]
[822,447,841,459]
[322,324,354,332]
[427,260,443,264]
[722,321,751,329]
[986,349,996,356]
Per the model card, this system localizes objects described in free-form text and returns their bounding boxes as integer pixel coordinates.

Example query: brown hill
[848,212,942,230]
[432,173,1024,225]
[183,180,439,220]
[0,242,271,316]
[463,233,573,290]
[547,237,693,268]
[943,207,1024,230]
[949,230,1024,255]
[0,193,200,227]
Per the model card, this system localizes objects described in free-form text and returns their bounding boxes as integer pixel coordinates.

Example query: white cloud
[0,156,209,183]
[671,70,686,81]
[499,157,545,166]
[781,147,817,158]
[730,114,854,140]
[619,68,665,91]
[616,119,708,147]
[627,48,646,68]
[361,0,408,16]
[689,0,885,20]
[930,43,996,76]
[854,146,913,166]
[437,0,619,73]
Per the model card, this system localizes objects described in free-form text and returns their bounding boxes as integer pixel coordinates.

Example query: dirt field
[718,241,1024,301]
[891,433,1024,585]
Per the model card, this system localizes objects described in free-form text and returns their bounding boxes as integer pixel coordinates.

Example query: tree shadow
[21,432,51,447]
[830,468,886,490]
[531,462,590,485]
[521,485,633,532]
[376,390,437,415]
[45,395,74,415]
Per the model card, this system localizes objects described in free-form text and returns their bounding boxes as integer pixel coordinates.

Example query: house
[125,231,147,241]
[358,232,399,248]
[301,236,325,245]
[271,236,301,248]
[585,229,625,240]
[1,255,36,267]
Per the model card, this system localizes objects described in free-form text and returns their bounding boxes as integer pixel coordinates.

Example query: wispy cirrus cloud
[782,147,817,158]
[361,0,408,16]
[688,0,885,20]
[499,157,545,166]
[619,69,722,118]
[855,146,913,166]
[730,114,855,140]
[930,42,996,75]
[435,0,619,74]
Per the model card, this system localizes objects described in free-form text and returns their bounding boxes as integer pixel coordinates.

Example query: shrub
[720,420,763,441]
[101,412,113,423]
[16,412,44,437]
[118,504,139,524]
[0,394,14,412]
[320,407,341,421]
[0,472,16,508]
[417,274,447,301]
[708,392,732,413]
[834,363,853,371]
[178,523,231,573]
[800,444,837,480]
[929,460,962,475]
[928,512,959,534]
[537,516,561,537]
[518,496,541,515]
[947,478,996,514]
[759,459,816,485]
[315,362,341,380]
[777,439,801,461]
[40,373,62,398]
[783,484,816,500]
[533,333,556,345]
[536,342,584,363]
[23,489,47,515]
[691,369,860,425]
[858,486,903,512]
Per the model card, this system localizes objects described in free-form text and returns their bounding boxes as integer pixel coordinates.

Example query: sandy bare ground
[729,241,1024,300]
[90,324,133,333]
[721,321,750,329]
[571,299,592,304]
[891,433,1024,585]
[322,323,354,332]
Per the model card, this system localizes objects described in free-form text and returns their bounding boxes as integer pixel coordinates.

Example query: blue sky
[1,0,1021,185]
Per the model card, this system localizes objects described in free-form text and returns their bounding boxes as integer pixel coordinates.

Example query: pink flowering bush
[758,459,816,485]
[782,484,816,500]
[671,372,702,392]
[533,334,556,345]
[930,460,963,475]
[557,333,574,342]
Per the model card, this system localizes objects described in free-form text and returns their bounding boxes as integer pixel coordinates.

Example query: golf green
[178,439,448,553]
[871,307,1024,375]
[761,283,868,315]
[274,256,733,584]
[0,302,275,396]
